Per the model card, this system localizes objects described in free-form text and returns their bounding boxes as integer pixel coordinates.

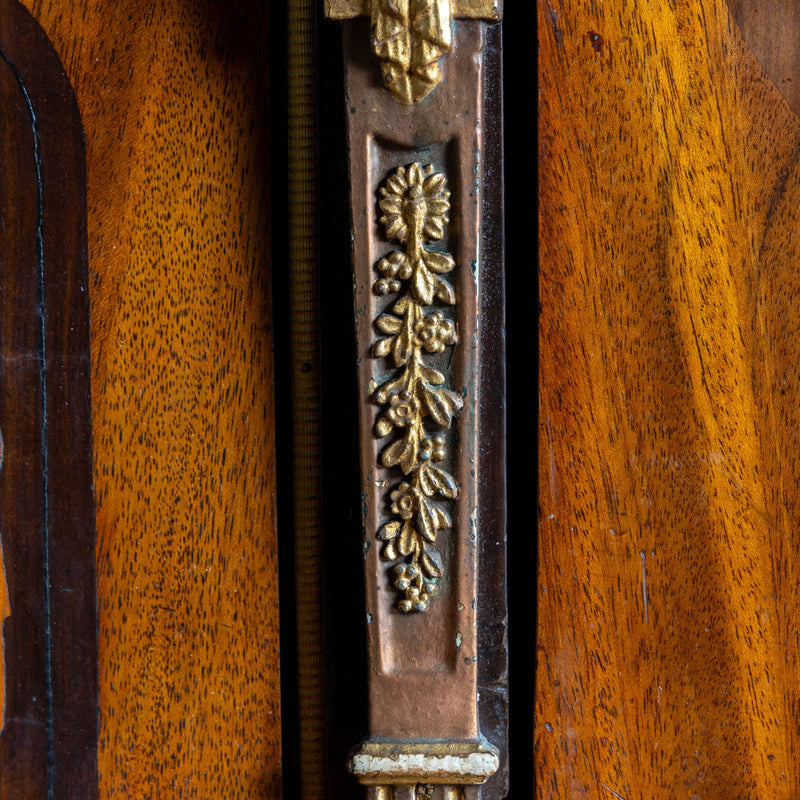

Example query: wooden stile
[539,0,800,795]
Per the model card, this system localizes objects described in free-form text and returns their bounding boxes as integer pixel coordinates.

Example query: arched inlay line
[0,1,97,796]
[0,46,55,789]
[0,512,8,734]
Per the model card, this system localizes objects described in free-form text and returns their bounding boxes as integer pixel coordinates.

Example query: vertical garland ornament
[371,163,463,613]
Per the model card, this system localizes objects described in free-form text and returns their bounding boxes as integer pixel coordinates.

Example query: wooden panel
[539,0,800,796]
[19,2,281,797]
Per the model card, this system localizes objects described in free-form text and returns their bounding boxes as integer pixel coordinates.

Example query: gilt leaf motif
[371,163,462,613]
[371,0,453,104]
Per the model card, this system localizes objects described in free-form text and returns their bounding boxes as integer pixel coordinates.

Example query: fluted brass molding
[324,0,502,104]
[371,163,462,613]
[366,787,473,800]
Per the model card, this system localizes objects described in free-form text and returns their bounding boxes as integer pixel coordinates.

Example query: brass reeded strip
[287,0,326,797]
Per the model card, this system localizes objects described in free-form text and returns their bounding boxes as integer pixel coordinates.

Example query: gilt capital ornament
[325,0,502,103]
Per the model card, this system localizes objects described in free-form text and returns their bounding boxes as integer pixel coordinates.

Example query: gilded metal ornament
[325,0,502,104]
[371,163,462,613]
[370,0,452,105]
[350,739,499,796]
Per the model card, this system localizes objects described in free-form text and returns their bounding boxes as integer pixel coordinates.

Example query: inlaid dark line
[0,46,55,800]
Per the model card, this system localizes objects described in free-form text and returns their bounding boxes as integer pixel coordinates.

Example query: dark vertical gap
[317,13,370,800]
[0,48,55,800]
[270,2,302,797]
[480,20,511,800]
[503,2,537,797]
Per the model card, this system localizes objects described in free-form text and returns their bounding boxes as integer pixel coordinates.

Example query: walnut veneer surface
[729,0,800,118]
[18,2,281,797]
[539,0,800,796]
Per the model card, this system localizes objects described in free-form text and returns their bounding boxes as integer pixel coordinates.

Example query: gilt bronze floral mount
[371,163,463,614]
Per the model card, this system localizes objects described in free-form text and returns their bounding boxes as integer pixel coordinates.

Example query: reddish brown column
[330,5,506,796]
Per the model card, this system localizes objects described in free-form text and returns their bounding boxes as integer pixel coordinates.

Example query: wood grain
[728,0,800,118]
[18,2,281,796]
[0,23,49,796]
[539,0,800,796]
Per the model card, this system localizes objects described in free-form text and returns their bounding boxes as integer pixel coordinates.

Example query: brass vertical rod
[287,0,326,797]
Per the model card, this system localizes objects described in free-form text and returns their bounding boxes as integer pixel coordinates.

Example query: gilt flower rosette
[371,162,463,613]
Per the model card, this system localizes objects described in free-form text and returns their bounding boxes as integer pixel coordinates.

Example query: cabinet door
[538,0,800,796]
